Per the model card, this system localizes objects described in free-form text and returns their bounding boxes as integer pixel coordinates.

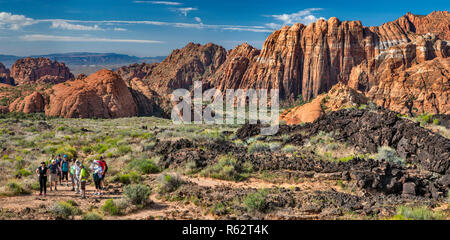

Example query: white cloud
[20,34,163,43]
[0,12,35,30]
[113,27,127,31]
[174,7,198,16]
[51,20,104,31]
[222,27,272,33]
[134,1,182,5]
[194,17,202,23]
[269,8,323,25]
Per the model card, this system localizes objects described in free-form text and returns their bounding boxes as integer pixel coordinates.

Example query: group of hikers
[35,154,108,199]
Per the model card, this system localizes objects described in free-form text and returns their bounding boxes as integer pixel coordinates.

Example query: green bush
[393,206,444,220]
[101,199,120,216]
[119,174,131,184]
[211,202,227,215]
[433,119,440,125]
[15,168,32,177]
[416,113,434,126]
[200,155,252,181]
[82,211,103,220]
[52,201,82,219]
[244,189,269,213]
[374,146,405,165]
[117,145,132,155]
[123,184,151,205]
[158,172,183,193]
[281,144,297,153]
[248,141,270,154]
[128,157,160,174]
[6,181,29,196]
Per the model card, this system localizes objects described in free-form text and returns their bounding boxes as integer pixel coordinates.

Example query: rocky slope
[279,83,368,124]
[8,91,46,114]
[0,63,13,85]
[45,69,137,118]
[10,57,74,85]
[143,42,227,95]
[115,62,158,83]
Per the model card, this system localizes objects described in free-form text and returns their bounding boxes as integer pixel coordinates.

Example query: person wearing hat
[61,155,70,187]
[35,162,48,196]
[48,160,59,191]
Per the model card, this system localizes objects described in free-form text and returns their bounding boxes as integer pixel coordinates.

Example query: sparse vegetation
[374,146,405,165]
[201,154,252,181]
[52,201,82,219]
[158,172,183,193]
[244,189,269,213]
[123,184,151,205]
[391,206,444,220]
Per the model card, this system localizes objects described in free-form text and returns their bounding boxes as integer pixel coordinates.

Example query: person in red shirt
[98,156,108,190]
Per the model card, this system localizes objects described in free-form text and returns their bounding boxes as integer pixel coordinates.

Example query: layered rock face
[0,63,13,85]
[9,91,46,114]
[144,42,227,95]
[11,57,74,85]
[209,11,449,107]
[349,34,449,114]
[45,69,137,118]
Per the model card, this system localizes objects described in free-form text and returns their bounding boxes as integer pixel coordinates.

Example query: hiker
[55,154,63,185]
[48,160,58,191]
[79,164,88,199]
[70,159,79,192]
[35,162,48,196]
[61,155,70,187]
[99,156,108,190]
[92,161,103,196]
[46,154,54,167]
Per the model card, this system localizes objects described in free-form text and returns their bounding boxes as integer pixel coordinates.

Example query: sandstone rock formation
[9,91,46,114]
[207,11,449,110]
[0,63,13,85]
[45,69,137,118]
[144,42,227,95]
[349,34,449,115]
[11,57,74,85]
[115,63,158,83]
[279,83,368,124]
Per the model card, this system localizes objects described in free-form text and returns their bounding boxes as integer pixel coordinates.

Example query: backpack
[62,161,69,172]
[49,164,57,174]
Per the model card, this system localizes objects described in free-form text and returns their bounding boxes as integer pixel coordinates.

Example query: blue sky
[0,0,448,57]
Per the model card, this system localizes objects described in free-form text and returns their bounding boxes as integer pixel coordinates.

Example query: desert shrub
[336,155,355,163]
[393,206,444,220]
[211,202,227,215]
[5,181,29,196]
[52,201,82,219]
[416,113,434,126]
[281,144,297,153]
[119,171,141,185]
[269,142,282,152]
[117,145,132,155]
[127,157,160,174]
[185,160,198,174]
[433,119,440,125]
[93,143,108,154]
[15,168,32,177]
[123,184,151,205]
[374,146,405,165]
[82,146,92,154]
[158,172,183,193]
[82,211,103,220]
[55,145,77,160]
[248,141,270,154]
[200,155,252,181]
[244,189,269,213]
[233,139,247,147]
[101,199,120,216]
[119,174,131,184]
